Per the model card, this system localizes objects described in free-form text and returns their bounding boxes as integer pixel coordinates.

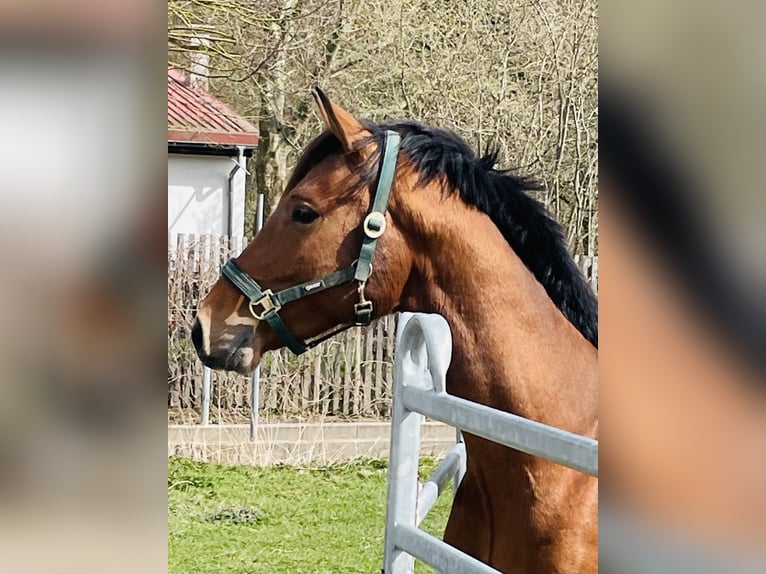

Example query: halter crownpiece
[220,130,401,355]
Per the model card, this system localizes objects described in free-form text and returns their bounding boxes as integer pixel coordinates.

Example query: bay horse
[192,88,598,573]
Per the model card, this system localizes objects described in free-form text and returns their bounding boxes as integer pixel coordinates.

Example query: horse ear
[312,86,368,154]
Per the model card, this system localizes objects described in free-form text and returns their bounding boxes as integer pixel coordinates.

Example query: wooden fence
[168,233,597,421]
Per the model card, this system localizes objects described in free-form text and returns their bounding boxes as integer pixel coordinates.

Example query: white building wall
[168,153,247,240]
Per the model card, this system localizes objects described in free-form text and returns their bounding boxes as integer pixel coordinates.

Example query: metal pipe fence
[383,313,598,574]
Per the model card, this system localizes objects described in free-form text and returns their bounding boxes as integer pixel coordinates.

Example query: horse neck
[395,189,597,435]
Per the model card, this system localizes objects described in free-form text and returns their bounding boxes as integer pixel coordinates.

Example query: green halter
[221,130,401,355]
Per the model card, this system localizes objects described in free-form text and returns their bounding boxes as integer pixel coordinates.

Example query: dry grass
[168,416,456,467]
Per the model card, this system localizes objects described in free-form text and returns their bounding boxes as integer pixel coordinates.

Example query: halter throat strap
[220,129,401,355]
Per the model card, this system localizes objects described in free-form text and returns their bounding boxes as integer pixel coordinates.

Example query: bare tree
[167,0,598,253]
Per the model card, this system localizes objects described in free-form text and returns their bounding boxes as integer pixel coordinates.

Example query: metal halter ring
[248,290,281,319]
[363,212,387,239]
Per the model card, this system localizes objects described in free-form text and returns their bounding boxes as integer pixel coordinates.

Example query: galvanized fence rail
[383,313,598,574]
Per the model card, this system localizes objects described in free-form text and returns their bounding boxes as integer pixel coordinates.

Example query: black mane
[368,120,598,348]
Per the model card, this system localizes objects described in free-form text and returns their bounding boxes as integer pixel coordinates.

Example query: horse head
[193,88,413,373]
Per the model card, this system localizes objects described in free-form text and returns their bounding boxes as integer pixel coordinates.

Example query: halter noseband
[220,130,401,355]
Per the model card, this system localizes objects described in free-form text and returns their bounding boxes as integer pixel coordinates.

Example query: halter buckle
[354,280,373,325]
[363,212,387,239]
[354,300,373,326]
[248,290,281,320]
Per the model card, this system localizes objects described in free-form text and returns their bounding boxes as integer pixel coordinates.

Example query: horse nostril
[191,317,205,356]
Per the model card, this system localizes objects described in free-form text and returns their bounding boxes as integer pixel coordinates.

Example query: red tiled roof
[168,68,259,147]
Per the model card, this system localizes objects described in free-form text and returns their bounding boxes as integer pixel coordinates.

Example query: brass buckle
[248,290,281,319]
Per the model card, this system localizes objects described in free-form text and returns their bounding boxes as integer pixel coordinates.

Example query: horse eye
[292,205,319,224]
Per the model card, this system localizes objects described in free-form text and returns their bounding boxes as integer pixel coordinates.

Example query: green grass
[168,456,453,574]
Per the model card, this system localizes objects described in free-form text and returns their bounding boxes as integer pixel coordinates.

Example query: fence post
[383,315,422,574]
[384,313,453,574]
[201,367,211,425]
[250,193,265,441]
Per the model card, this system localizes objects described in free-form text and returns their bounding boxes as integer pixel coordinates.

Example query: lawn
[168,456,453,574]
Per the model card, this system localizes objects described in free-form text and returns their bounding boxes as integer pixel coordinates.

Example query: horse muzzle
[191,316,261,375]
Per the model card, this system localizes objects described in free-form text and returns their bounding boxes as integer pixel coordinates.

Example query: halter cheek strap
[220,130,401,355]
